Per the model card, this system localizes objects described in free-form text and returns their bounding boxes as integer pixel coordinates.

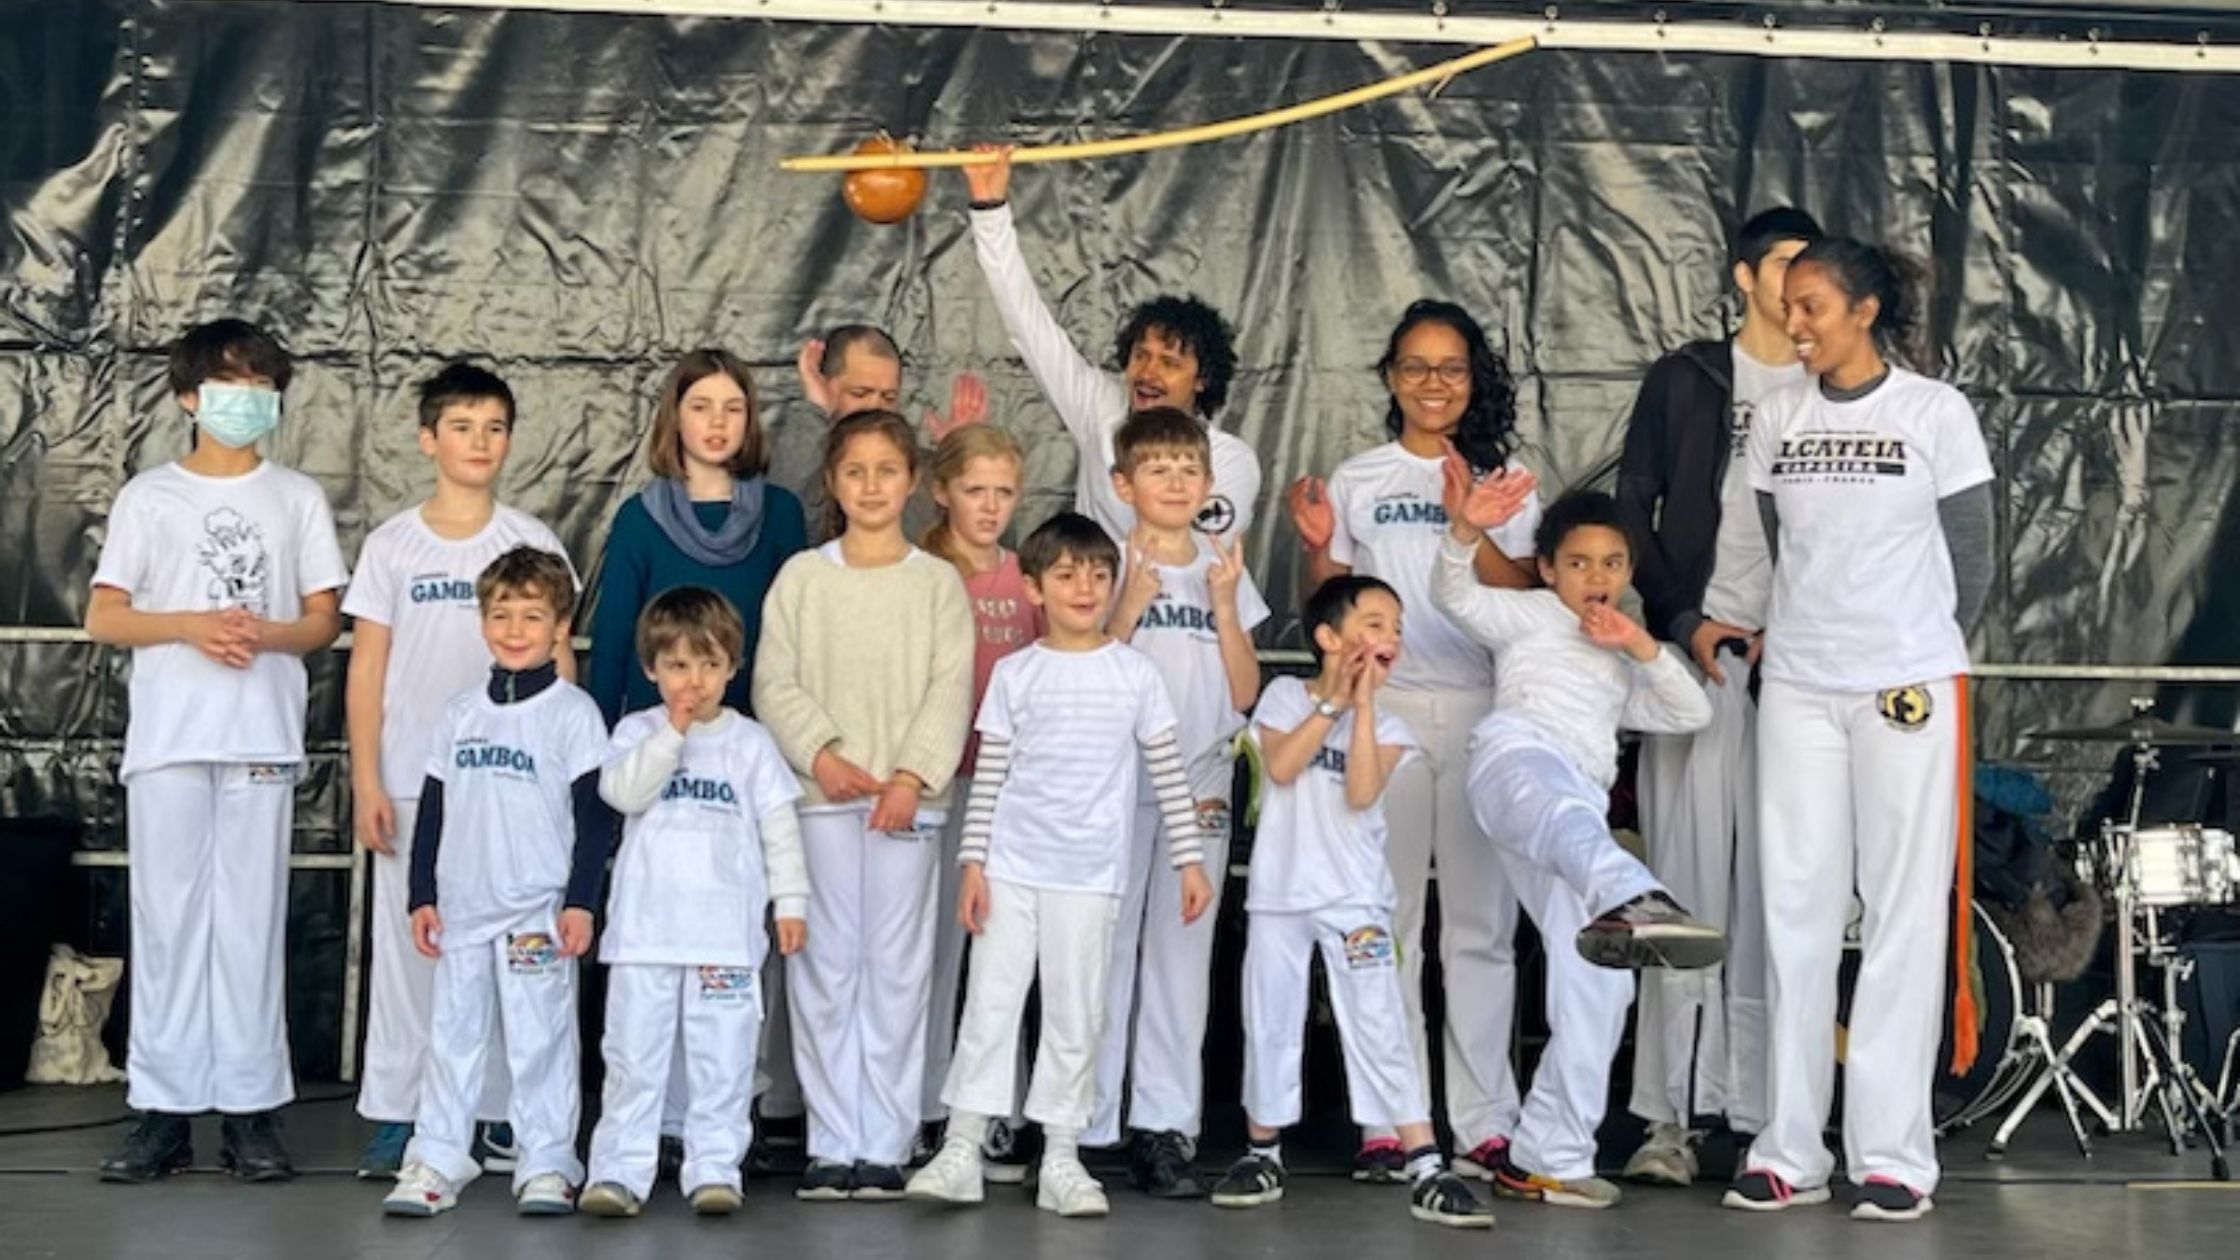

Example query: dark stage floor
[2,1084,2235,1259]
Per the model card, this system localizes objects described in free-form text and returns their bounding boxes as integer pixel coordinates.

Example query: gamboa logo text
[455,739,536,774]
[663,772,739,806]
[409,576,476,604]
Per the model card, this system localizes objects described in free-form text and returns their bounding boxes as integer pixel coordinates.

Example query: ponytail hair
[1791,237,1933,371]
[920,425,1026,579]
[818,409,920,542]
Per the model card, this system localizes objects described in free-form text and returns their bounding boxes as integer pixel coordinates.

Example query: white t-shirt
[424,680,609,944]
[968,203,1261,544]
[1699,346,1807,629]
[599,709,802,969]
[1244,677,1419,913]
[91,461,350,778]
[343,504,573,802]
[978,642,1180,896]
[1118,540,1272,801]
[1748,368,1995,691]
[1325,442,1541,692]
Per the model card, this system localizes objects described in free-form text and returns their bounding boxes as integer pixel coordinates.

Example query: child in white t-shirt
[381,548,611,1219]
[1094,407,1270,1196]
[346,361,576,1177]
[89,319,348,1186]
[1212,574,1492,1230]
[1430,465,1722,1211]
[906,512,1211,1218]
[579,586,808,1218]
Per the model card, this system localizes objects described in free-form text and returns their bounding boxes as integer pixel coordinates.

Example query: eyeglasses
[1392,360,1470,387]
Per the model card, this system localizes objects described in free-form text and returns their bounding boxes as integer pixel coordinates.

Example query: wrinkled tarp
[4,2,2239,1071]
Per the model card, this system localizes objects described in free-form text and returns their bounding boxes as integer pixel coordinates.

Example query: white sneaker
[1036,1158,1109,1218]
[906,1142,986,1204]
[1622,1124,1699,1187]
[382,1162,459,1217]
[515,1171,577,1215]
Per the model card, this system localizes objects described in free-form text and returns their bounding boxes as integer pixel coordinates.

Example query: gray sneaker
[1577,892,1726,970]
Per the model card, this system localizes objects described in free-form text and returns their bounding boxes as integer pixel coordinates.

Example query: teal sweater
[586,487,808,724]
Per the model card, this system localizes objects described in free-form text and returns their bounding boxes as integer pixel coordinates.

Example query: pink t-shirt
[962,550,1044,776]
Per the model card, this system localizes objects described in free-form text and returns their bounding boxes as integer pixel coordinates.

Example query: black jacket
[1615,339,1734,645]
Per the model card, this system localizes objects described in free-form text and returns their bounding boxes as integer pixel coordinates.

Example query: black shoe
[100,1113,193,1183]
[1209,1154,1286,1208]
[657,1133,685,1184]
[1851,1175,1934,1222]
[796,1158,854,1202]
[982,1118,1035,1186]
[1721,1167,1831,1212]
[849,1161,907,1201]
[1128,1130,1207,1199]
[1577,891,1726,971]
[219,1111,296,1182]
[1410,1170,1496,1229]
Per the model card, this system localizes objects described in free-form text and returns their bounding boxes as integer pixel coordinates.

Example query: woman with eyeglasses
[1284,299,1538,1185]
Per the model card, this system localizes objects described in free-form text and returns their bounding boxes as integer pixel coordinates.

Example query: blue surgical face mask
[195,382,282,448]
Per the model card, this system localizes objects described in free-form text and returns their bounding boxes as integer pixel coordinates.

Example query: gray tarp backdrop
[4,1,2238,1073]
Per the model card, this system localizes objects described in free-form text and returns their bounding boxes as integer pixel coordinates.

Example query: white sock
[1045,1126,1081,1167]
[1406,1145,1445,1184]
[1249,1138,1283,1167]
[946,1110,989,1153]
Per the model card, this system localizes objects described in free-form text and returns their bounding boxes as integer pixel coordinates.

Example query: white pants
[1242,906,1429,1130]
[1630,663,1769,1132]
[1746,677,1961,1195]
[922,809,971,1121]
[1376,686,1520,1150]
[405,911,583,1190]
[942,879,1117,1130]
[1089,799,1231,1145]
[590,962,763,1199]
[358,797,510,1124]
[789,806,942,1165]
[123,762,296,1114]
[1467,722,1661,1180]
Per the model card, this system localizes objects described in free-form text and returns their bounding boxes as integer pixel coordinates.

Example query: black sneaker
[1209,1154,1286,1208]
[850,1161,907,1201]
[1128,1130,1208,1199]
[1577,891,1726,971]
[1352,1138,1408,1184]
[218,1111,296,1182]
[100,1113,192,1183]
[1722,1168,1832,1212]
[1851,1175,1934,1222]
[983,1118,1035,1185]
[909,1122,941,1169]
[656,1133,685,1184]
[1410,1170,1496,1229]
[797,1158,854,1202]
[473,1120,519,1174]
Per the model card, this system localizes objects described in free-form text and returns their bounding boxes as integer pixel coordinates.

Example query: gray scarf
[640,475,767,567]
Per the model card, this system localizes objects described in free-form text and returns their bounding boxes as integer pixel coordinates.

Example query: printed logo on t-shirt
[1876,685,1934,732]
[1369,494,1447,527]
[1730,401,1756,459]
[697,965,756,1004]
[662,770,741,810]
[505,931,560,974]
[199,508,271,615]
[1343,924,1396,970]
[1309,745,1349,776]
[976,596,1030,648]
[1195,495,1237,536]
[454,737,538,779]
[1769,432,1909,483]
[1138,598,1221,635]
[408,572,477,605]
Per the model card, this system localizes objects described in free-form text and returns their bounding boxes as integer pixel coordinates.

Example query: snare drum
[2118,823,2240,906]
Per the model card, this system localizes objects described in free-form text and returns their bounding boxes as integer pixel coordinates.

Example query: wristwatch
[1312,696,1343,721]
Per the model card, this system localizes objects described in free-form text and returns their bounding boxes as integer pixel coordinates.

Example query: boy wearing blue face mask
[86,319,350,1184]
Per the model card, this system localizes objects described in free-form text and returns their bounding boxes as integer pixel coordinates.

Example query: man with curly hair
[960,148,1261,547]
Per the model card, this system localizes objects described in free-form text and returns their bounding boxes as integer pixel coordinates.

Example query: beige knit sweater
[752,542,977,808]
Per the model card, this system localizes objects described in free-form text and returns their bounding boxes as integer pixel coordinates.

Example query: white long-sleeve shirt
[597,707,809,968]
[968,203,1261,544]
[1430,534,1712,790]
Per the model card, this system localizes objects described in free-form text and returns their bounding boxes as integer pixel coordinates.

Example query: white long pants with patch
[124,762,297,1114]
[358,797,510,1124]
[1088,800,1231,1146]
[590,962,762,1200]
[1242,906,1429,1130]
[405,911,583,1190]
[942,879,1117,1130]
[789,806,941,1166]
[1630,664,1769,1132]
[1375,686,1520,1150]
[1745,677,1961,1195]
[1467,730,1662,1181]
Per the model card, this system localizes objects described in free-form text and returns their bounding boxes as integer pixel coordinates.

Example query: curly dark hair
[1111,295,1238,420]
[1374,299,1517,475]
